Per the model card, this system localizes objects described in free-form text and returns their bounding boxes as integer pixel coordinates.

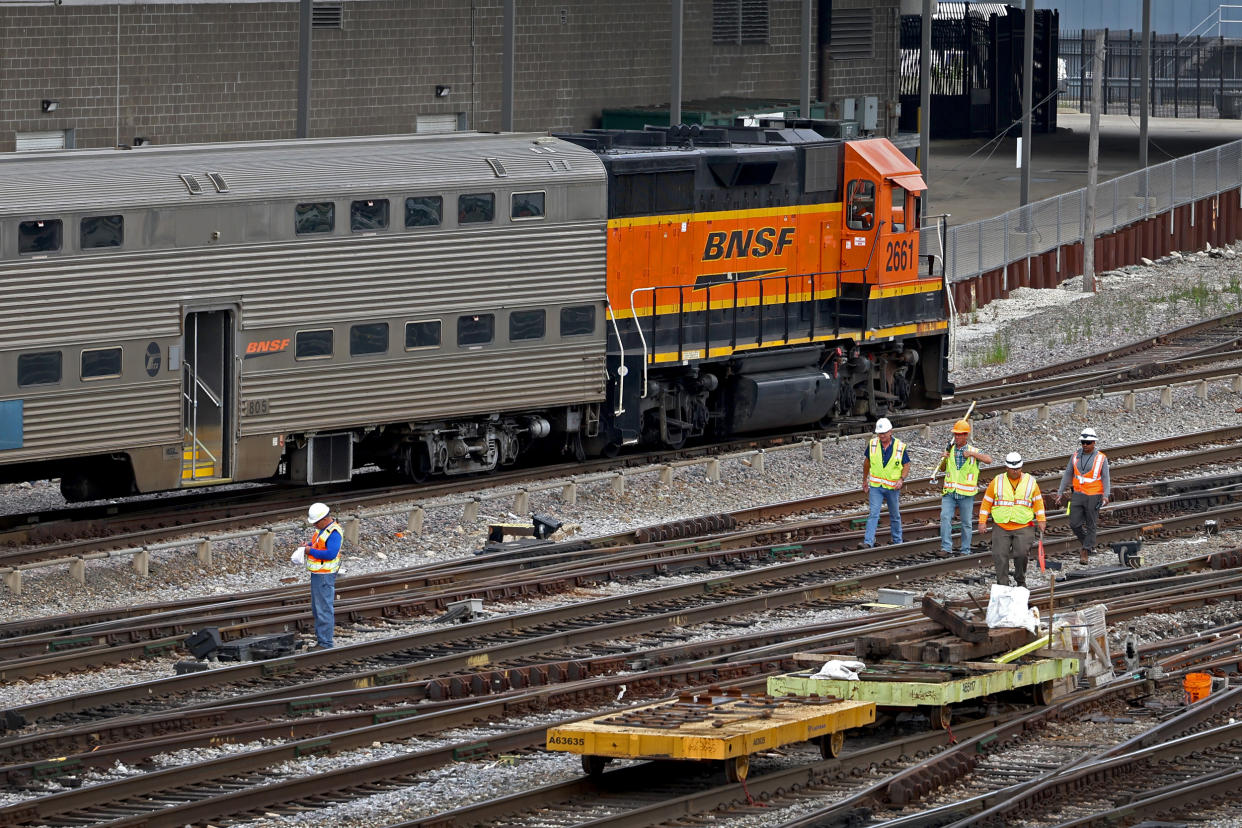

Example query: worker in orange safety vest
[978,453,1047,587]
[1053,426,1111,566]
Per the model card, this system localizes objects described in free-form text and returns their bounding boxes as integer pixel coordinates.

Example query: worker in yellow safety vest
[861,417,910,548]
[290,502,343,649]
[938,419,994,557]
[977,453,1047,587]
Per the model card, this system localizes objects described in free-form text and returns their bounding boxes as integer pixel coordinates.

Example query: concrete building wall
[0,0,899,152]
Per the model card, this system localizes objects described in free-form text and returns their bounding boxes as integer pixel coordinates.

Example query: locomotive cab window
[890,187,906,233]
[405,319,441,350]
[81,347,122,380]
[294,202,335,235]
[457,313,494,347]
[295,328,334,359]
[17,351,62,387]
[19,219,62,254]
[405,196,442,228]
[509,309,546,341]
[350,322,389,356]
[81,215,124,249]
[458,193,495,224]
[560,305,596,337]
[350,199,389,232]
[511,191,545,220]
[846,180,876,231]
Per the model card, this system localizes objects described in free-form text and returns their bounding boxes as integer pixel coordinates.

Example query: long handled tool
[931,400,977,481]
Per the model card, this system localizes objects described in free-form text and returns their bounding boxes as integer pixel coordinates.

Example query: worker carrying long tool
[861,417,909,548]
[977,452,1046,587]
[937,419,994,557]
[1053,426,1111,566]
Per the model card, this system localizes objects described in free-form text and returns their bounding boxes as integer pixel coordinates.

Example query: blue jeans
[940,492,975,553]
[310,572,336,647]
[864,485,902,546]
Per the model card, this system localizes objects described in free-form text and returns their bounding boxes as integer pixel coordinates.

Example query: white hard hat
[307,502,330,524]
[1080,427,1098,442]
[1004,452,1024,469]
[874,417,893,435]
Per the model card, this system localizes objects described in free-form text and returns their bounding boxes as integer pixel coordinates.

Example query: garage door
[15,130,68,152]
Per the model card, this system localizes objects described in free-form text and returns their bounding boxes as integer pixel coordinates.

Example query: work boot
[1079,547,1090,565]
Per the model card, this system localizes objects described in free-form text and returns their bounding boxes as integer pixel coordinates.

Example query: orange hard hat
[952,420,971,434]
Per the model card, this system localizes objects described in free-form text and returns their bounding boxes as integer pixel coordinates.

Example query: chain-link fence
[920,137,1242,282]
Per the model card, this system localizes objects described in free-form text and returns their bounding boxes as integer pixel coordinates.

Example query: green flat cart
[768,657,1079,729]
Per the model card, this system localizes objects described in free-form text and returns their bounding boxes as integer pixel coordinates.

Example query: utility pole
[1020,0,1034,206]
[1084,32,1105,293]
[671,0,683,125]
[1140,0,1151,169]
[800,0,811,117]
[296,0,311,138]
[919,0,932,202]
[501,0,514,132]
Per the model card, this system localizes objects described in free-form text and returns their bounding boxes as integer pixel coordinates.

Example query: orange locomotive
[560,124,952,452]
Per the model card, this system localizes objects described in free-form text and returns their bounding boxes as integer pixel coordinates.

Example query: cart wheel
[1034,679,1056,706]
[931,705,952,730]
[724,754,750,783]
[818,731,846,759]
[581,755,609,777]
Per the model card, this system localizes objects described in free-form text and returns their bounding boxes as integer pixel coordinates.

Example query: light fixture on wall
[435,85,451,98]
[41,99,59,113]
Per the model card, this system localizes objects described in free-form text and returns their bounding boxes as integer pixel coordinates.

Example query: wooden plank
[921,596,987,642]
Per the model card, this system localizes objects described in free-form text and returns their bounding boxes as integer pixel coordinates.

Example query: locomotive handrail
[604,301,627,415]
[627,288,652,398]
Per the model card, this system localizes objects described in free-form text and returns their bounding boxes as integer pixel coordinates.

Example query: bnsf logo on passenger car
[702,227,796,262]
[245,338,290,357]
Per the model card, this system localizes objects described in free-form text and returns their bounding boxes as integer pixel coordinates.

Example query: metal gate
[181,310,233,484]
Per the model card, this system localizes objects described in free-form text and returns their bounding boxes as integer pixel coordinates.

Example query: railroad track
[7,316,1242,557]
[2,439,1242,685]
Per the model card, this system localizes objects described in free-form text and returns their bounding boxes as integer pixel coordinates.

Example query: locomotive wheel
[724,754,750,783]
[401,443,431,483]
[818,731,846,759]
[930,705,953,730]
[581,754,610,776]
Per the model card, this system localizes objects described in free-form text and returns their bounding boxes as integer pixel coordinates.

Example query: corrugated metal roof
[0,132,606,216]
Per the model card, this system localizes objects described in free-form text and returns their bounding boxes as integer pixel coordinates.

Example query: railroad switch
[215,632,298,662]
[434,597,485,624]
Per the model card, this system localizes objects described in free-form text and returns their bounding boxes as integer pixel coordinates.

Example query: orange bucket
[1183,672,1212,704]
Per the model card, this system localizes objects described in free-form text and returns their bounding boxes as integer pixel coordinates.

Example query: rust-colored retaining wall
[952,188,1242,313]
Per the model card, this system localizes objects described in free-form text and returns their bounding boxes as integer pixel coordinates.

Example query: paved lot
[926,113,1242,225]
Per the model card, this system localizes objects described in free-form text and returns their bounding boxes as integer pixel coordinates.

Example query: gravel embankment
[4,247,1242,825]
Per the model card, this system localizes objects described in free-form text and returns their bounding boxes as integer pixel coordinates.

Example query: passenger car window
[350,322,389,356]
[17,351,62,386]
[458,193,495,224]
[81,215,124,249]
[294,202,335,235]
[457,314,494,346]
[81,347,122,380]
[19,219,62,254]
[846,180,876,231]
[560,305,596,337]
[350,199,389,232]
[509,309,546,341]
[405,320,441,350]
[405,196,442,228]
[295,329,334,359]
[511,192,545,220]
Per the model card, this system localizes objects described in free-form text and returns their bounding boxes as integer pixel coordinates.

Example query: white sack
[290,547,306,566]
[811,659,867,681]
[986,584,1037,632]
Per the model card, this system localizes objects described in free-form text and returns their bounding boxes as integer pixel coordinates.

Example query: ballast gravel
[4,248,1242,824]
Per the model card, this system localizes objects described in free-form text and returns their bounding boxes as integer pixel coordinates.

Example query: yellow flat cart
[545,688,875,782]
[768,657,1079,729]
